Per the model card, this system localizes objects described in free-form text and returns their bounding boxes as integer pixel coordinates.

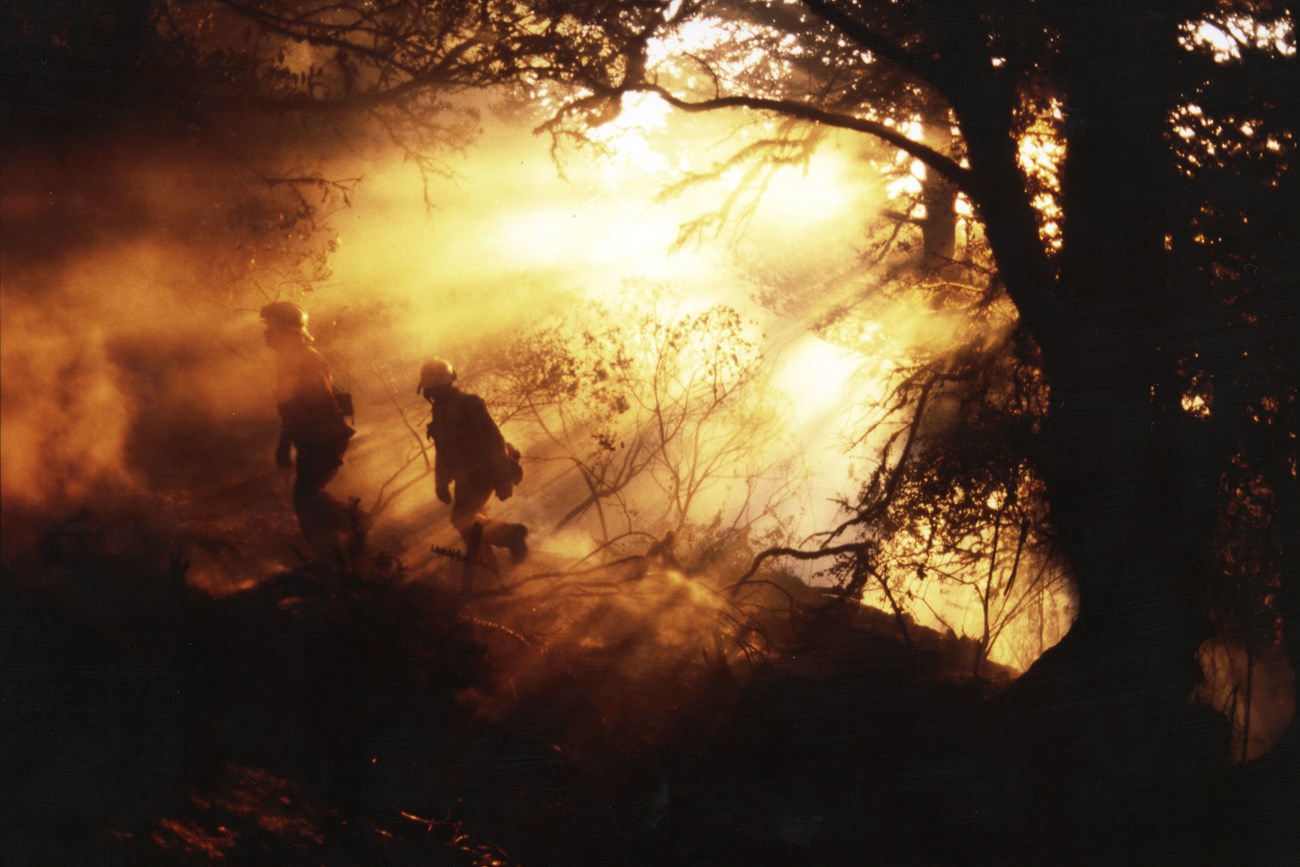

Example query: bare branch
[633,84,971,188]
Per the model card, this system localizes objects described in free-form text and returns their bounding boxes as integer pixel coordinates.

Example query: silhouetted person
[262,301,366,573]
[419,358,527,589]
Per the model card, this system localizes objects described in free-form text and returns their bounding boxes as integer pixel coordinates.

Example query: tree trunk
[940,10,1231,854]
[1030,3,1216,712]
[944,3,1218,711]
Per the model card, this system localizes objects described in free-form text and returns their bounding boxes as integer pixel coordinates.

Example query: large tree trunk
[947,2,1218,711]
[1030,3,1216,703]
[940,8,1233,854]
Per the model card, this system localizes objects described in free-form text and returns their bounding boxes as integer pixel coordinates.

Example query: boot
[504,524,529,565]
[483,521,529,565]
[461,522,484,592]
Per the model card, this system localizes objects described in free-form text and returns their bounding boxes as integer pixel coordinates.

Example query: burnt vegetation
[3,1,1298,865]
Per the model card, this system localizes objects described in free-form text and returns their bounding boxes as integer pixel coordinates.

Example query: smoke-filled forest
[2,2,1297,865]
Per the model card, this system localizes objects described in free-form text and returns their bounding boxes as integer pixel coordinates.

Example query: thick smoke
[2,136,302,587]
[4,146,265,496]
[0,105,882,585]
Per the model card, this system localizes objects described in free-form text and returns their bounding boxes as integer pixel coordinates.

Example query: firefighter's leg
[293,445,352,572]
[323,438,370,574]
[457,470,527,565]
[344,497,372,563]
[459,522,485,592]
[292,485,346,569]
[481,520,529,564]
[451,481,497,591]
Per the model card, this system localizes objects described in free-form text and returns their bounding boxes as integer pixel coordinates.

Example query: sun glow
[774,335,859,422]
[760,150,858,224]
[587,92,675,176]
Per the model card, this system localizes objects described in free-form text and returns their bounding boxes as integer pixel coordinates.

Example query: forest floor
[2,502,1296,866]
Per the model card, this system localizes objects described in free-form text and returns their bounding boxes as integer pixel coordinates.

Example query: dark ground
[2,519,1297,867]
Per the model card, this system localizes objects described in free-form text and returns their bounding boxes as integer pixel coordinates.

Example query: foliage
[473,285,801,561]
[824,321,1073,672]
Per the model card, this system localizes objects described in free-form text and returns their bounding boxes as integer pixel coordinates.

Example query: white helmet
[418,358,456,394]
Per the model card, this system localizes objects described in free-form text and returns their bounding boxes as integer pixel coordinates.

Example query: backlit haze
[0,89,1066,670]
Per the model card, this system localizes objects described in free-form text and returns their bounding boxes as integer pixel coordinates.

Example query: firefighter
[419,358,527,588]
[261,301,367,572]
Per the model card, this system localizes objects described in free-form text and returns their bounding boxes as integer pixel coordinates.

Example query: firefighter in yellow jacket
[419,358,527,587]
[261,302,366,571]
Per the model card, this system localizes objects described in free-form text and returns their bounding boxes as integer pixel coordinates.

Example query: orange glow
[1018,100,1066,251]
[1,63,1066,672]
[774,336,859,423]
[1182,393,1212,418]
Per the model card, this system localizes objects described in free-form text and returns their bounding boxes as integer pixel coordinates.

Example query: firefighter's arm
[428,408,451,502]
[273,399,293,467]
[275,429,292,468]
[434,452,452,504]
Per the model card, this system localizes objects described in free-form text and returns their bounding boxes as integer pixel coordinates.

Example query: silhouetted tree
[825,326,1073,676]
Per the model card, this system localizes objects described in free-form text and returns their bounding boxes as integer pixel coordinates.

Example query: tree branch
[632,84,972,188]
[728,541,867,593]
